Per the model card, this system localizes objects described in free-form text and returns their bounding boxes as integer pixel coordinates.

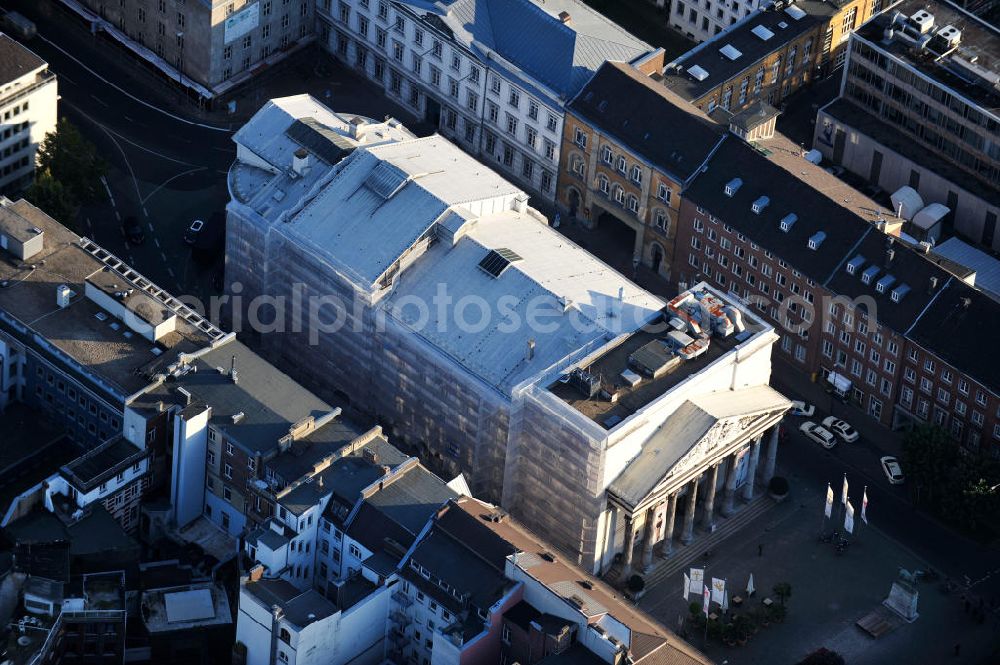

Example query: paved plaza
[636,471,1000,664]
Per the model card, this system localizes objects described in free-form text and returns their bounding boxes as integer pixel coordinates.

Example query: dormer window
[846,255,865,275]
[779,213,797,232]
[875,274,896,293]
[807,231,826,250]
[724,178,742,197]
[751,196,769,214]
[890,283,911,302]
[861,265,879,284]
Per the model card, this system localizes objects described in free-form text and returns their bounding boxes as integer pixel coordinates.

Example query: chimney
[292,148,310,176]
[317,475,324,488]
[230,355,239,384]
[558,10,572,25]
[928,276,938,294]
[526,338,536,361]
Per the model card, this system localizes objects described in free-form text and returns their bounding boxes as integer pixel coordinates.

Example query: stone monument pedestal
[883,580,919,622]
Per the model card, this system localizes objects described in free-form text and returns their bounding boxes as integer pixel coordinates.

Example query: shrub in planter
[769,603,788,623]
[769,476,790,498]
[722,623,736,646]
[627,574,646,594]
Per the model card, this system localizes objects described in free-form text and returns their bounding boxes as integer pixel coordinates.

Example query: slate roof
[428,0,651,101]
[244,578,338,627]
[366,465,458,534]
[687,134,1000,393]
[660,0,836,102]
[0,33,46,86]
[568,62,725,183]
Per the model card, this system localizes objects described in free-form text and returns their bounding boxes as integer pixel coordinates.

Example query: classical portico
[606,385,790,577]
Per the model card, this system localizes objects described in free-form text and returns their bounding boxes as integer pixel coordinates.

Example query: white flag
[689,567,704,595]
[746,573,755,597]
[722,589,729,612]
[711,577,726,605]
[824,483,834,518]
[683,573,690,601]
[861,486,869,525]
[841,474,849,506]
[844,500,855,534]
[702,584,710,616]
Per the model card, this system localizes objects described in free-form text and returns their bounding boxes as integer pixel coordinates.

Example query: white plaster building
[0,34,57,193]
[226,96,790,574]
[669,0,769,43]
[316,0,653,199]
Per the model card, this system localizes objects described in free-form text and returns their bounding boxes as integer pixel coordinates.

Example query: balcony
[390,610,409,625]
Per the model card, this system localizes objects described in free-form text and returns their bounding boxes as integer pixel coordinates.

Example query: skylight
[688,65,710,81]
[478,248,523,278]
[752,25,774,41]
[720,44,743,61]
[785,5,807,20]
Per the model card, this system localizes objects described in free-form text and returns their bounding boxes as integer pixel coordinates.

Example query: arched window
[279,628,291,644]
[616,155,627,174]
[654,209,669,232]
[612,184,624,204]
[626,194,639,214]
[570,155,584,176]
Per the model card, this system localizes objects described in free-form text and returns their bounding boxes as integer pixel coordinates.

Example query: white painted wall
[236,585,276,665]
[171,407,210,527]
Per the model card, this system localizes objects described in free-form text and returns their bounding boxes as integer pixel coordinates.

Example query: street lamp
[176,31,185,92]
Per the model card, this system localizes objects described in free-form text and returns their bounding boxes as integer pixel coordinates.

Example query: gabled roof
[431,0,651,100]
[568,62,725,183]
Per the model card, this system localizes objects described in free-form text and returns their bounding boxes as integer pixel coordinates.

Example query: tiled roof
[568,62,725,183]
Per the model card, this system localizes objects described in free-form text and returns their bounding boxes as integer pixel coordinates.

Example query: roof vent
[568,594,585,608]
[807,231,826,249]
[558,10,572,24]
[724,178,742,197]
[779,213,797,232]
[875,274,896,293]
[861,265,879,284]
[720,44,742,60]
[751,196,769,214]
[936,24,961,47]
[890,283,911,302]
[232,412,245,424]
[846,255,865,275]
[541,551,558,563]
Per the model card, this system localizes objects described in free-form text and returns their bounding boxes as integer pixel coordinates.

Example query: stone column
[622,515,637,577]
[742,436,762,502]
[762,426,780,486]
[641,505,658,572]
[661,494,678,557]
[721,452,741,516]
[680,475,700,545]
[702,464,720,532]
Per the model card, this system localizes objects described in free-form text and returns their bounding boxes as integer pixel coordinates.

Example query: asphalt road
[8,0,235,300]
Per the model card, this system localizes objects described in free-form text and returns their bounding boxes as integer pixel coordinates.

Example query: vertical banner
[746,573,755,597]
[711,577,726,605]
[683,573,690,601]
[844,500,855,534]
[841,474,849,506]
[702,584,710,616]
[689,567,705,595]
[861,486,869,524]
[824,482,834,518]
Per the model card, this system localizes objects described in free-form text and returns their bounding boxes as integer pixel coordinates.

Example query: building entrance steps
[641,493,775,590]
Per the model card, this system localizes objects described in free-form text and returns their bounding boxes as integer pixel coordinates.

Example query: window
[630,165,642,184]
[224,463,233,479]
[574,128,587,148]
[616,156,626,174]
[958,379,969,395]
[601,145,613,164]
[223,486,232,501]
[505,114,517,135]
[508,89,520,108]
[349,543,361,558]
[525,126,537,149]
[502,624,511,644]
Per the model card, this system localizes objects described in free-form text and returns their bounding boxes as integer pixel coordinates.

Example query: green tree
[25,171,78,228]
[901,424,954,506]
[35,118,107,204]
[773,582,792,607]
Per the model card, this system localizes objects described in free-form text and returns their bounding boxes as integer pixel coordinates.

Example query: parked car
[789,400,815,417]
[800,421,837,449]
[822,416,859,443]
[184,219,204,245]
[881,456,905,485]
[123,216,144,245]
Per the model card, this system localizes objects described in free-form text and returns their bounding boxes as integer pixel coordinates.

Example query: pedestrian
[758,543,763,557]
[954,643,961,657]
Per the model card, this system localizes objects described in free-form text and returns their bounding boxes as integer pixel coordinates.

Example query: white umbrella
[746,573,755,597]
